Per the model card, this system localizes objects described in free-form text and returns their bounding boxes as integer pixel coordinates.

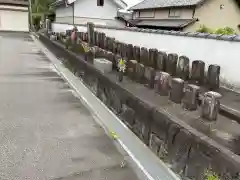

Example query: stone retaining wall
[39,33,240,180]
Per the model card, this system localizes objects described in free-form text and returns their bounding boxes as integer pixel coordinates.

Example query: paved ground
[0,32,142,180]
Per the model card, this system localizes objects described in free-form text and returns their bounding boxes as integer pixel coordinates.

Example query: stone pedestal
[106,52,115,68]
[154,71,171,96]
[93,58,113,74]
[103,37,108,50]
[156,51,167,71]
[140,47,149,65]
[166,53,178,76]
[182,84,200,110]
[127,44,134,60]
[135,63,145,83]
[148,48,158,68]
[112,40,117,54]
[144,66,155,89]
[133,46,140,62]
[85,49,95,63]
[207,64,220,90]
[121,43,128,58]
[190,60,205,85]
[127,60,138,80]
[200,91,222,121]
[169,78,184,104]
[176,56,190,80]
[87,22,95,46]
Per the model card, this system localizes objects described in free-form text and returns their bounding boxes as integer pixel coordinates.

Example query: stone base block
[182,84,200,111]
[200,91,222,121]
[93,58,113,74]
[169,78,184,104]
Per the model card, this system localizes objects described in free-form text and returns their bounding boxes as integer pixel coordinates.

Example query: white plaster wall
[52,23,240,88]
[54,0,125,27]
[0,9,29,32]
[73,0,118,20]
[55,6,73,18]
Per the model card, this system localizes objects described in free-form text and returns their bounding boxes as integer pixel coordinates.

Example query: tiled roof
[50,0,127,9]
[129,0,205,10]
[135,18,197,28]
[0,0,28,6]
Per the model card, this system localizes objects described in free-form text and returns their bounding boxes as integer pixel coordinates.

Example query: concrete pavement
[0,32,142,180]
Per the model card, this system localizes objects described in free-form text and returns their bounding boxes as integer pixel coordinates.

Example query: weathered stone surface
[120,104,135,128]
[133,46,141,62]
[166,53,178,76]
[87,22,95,45]
[121,43,128,58]
[108,38,114,52]
[79,32,83,40]
[93,58,113,74]
[106,52,116,68]
[207,64,220,90]
[201,91,222,121]
[127,60,138,80]
[148,48,158,68]
[135,63,145,83]
[103,36,108,50]
[85,49,95,63]
[116,41,121,55]
[112,40,118,54]
[169,78,184,104]
[149,133,162,155]
[109,88,122,114]
[169,129,192,174]
[127,99,152,145]
[156,51,167,71]
[182,84,200,110]
[143,66,155,89]
[151,109,170,160]
[184,141,217,180]
[140,47,149,65]
[66,30,71,36]
[95,31,99,46]
[176,55,190,80]
[167,123,181,153]
[154,71,171,96]
[127,44,134,60]
[89,77,99,95]
[98,86,108,105]
[100,33,106,49]
[104,37,109,51]
[190,60,205,84]
[93,31,97,46]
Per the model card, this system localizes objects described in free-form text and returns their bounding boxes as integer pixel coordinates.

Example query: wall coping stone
[53,22,240,42]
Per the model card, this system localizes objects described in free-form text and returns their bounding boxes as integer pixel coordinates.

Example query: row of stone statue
[78,31,220,91]
[56,29,221,122]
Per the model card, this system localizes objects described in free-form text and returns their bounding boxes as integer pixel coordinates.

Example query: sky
[125,0,142,8]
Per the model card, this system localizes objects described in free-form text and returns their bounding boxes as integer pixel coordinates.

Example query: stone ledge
[39,34,240,180]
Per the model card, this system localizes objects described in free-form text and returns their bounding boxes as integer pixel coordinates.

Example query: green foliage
[204,169,220,180]
[196,24,236,35]
[196,25,213,33]
[215,27,235,35]
[31,0,55,13]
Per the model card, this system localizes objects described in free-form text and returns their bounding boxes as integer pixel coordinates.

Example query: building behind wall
[129,0,240,33]
[50,0,128,27]
[0,0,29,32]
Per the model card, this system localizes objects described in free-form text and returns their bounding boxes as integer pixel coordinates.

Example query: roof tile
[129,0,204,10]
